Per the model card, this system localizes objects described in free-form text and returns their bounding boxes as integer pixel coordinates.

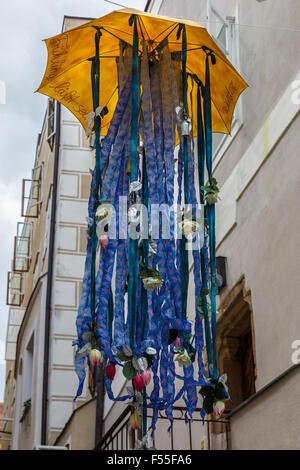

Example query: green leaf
[140,268,162,280]
[203,396,214,414]
[215,382,227,400]
[116,351,131,362]
[199,385,214,397]
[174,347,185,354]
[122,361,137,380]
[200,288,210,297]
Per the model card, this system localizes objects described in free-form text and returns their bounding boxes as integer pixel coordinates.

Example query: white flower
[76,342,91,359]
[204,192,220,205]
[178,219,200,238]
[95,204,113,222]
[175,350,192,367]
[129,180,142,194]
[128,205,140,225]
[142,276,163,291]
[85,111,95,137]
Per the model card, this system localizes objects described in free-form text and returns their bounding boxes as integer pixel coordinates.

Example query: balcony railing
[6,272,24,307]
[95,405,231,451]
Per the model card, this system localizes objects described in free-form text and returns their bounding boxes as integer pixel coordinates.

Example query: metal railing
[95,406,231,451]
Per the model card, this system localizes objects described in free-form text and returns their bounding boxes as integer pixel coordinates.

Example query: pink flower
[213,401,225,416]
[89,349,101,367]
[174,337,181,348]
[105,363,116,380]
[141,370,151,386]
[99,234,109,249]
[129,412,142,430]
[133,374,144,392]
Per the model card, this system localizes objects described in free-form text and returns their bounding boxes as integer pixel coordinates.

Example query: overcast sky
[0,0,146,402]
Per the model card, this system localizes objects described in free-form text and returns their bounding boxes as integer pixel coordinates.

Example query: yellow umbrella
[37,8,248,136]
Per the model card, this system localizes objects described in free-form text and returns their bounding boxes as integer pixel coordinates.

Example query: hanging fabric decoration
[38,8,248,448]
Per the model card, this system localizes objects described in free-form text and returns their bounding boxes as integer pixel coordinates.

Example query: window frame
[207,2,243,163]
[46,98,56,149]
[6,272,24,307]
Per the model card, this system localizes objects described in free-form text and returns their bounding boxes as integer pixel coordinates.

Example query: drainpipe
[94,363,106,447]
[206,0,211,34]
[41,101,61,445]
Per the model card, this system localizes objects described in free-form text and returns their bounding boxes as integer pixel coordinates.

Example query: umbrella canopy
[37,8,248,135]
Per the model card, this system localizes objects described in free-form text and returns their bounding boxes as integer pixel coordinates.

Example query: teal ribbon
[196,79,213,371]
[128,15,140,351]
[141,149,149,341]
[203,50,218,380]
[178,24,189,320]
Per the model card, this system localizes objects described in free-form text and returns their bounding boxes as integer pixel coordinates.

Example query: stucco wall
[12,278,47,449]
[230,366,300,450]
[55,398,96,450]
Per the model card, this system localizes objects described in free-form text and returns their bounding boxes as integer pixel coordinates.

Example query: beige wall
[55,398,96,450]
[155,0,300,397]
[12,279,47,450]
[230,366,300,450]
[143,0,300,450]
[6,15,95,449]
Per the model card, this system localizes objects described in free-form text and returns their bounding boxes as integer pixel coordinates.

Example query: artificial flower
[95,205,110,222]
[142,276,163,291]
[85,111,95,137]
[105,363,116,380]
[133,374,144,392]
[89,349,101,366]
[174,350,192,367]
[99,234,109,249]
[201,177,220,205]
[141,370,151,386]
[204,192,220,205]
[128,205,140,225]
[213,401,225,416]
[178,219,200,238]
[129,412,142,431]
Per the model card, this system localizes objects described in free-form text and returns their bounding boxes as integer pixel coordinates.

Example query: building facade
[142,0,300,450]
[56,0,300,450]
[3,16,96,450]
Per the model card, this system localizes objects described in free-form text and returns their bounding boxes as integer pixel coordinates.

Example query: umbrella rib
[152,22,178,42]
[106,85,118,107]
[101,27,143,54]
[38,49,122,91]
[138,15,151,41]
[137,16,145,41]
[149,23,180,56]
[102,25,133,39]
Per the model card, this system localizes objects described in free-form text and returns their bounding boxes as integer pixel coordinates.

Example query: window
[21,165,43,218]
[42,185,52,269]
[13,236,31,272]
[217,279,256,411]
[210,8,230,56]
[23,333,34,403]
[207,3,242,158]
[33,251,40,285]
[47,98,56,149]
[6,272,23,306]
